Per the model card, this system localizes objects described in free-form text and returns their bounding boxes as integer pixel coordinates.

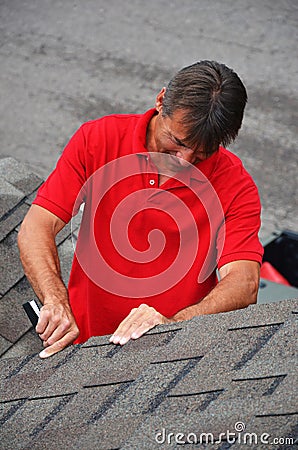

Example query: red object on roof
[260,261,291,286]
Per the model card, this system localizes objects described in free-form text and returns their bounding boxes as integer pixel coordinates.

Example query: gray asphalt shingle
[1,300,297,449]
[0,178,25,219]
[0,157,43,196]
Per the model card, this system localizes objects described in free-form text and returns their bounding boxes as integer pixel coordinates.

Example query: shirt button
[149,179,155,186]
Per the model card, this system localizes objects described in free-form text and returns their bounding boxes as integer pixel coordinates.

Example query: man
[18,60,263,358]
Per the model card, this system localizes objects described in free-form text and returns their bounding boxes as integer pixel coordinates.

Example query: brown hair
[162,61,247,155]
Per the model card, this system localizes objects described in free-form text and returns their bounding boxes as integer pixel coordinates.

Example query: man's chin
[150,152,191,175]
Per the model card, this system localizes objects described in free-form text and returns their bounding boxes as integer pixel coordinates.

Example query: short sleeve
[33,125,87,223]
[216,166,264,268]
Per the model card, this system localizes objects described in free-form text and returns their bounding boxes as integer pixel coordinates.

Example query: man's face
[148,90,208,175]
[152,109,207,169]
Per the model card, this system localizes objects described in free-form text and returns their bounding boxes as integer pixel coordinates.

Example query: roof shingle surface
[1,300,297,449]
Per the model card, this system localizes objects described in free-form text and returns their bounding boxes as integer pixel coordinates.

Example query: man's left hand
[109,303,171,345]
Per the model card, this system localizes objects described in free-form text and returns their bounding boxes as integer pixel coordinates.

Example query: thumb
[39,340,65,359]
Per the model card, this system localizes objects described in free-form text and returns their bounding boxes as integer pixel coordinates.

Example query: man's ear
[155,87,166,112]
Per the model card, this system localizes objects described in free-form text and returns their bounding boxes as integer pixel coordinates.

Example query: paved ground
[0,0,297,238]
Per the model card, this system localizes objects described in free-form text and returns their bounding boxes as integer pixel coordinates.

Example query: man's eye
[174,139,186,147]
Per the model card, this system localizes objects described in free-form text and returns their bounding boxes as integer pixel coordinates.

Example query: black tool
[23,299,40,328]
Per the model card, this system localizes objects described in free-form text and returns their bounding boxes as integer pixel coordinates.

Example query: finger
[131,309,167,339]
[110,308,142,343]
[43,321,72,347]
[110,305,159,345]
[39,330,78,359]
[38,316,63,342]
[35,308,50,334]
[41,311,73,343]
[110,308,149,344]
[123,308,165,342]
[110,320,138,345]
[114,304,150,332]
[113,321,142,345]
[36,305,61,337]
[131,320,157,339]
[116,315,159,345]
[112,308,138,333]
[37,306,72,342]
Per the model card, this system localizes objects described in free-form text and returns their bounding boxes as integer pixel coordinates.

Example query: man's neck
[146,114,157,153]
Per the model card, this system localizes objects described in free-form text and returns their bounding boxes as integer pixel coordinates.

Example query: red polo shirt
[33,109,263,343]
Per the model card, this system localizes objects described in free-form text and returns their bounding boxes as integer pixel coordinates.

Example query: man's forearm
[18,222,68,306]
[171,261,260,322]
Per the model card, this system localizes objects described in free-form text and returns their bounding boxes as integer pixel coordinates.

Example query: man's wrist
[170,303,201,322]
[42,292,69,306]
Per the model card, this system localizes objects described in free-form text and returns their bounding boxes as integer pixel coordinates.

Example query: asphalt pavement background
[0,0,297,238]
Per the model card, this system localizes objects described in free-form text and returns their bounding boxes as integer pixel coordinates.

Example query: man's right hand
[36,302,79,358]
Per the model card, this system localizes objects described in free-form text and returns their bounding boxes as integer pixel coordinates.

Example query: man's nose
[176,148,195,162]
